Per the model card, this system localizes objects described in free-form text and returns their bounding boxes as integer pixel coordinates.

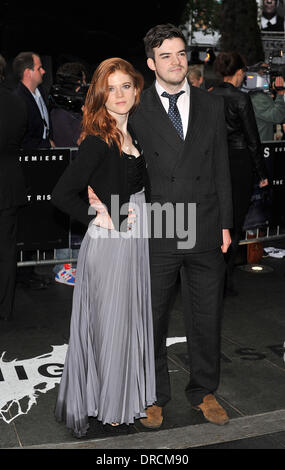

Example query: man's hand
[273,76,285,95]
[127,207,136,229]
[221,229,231,253]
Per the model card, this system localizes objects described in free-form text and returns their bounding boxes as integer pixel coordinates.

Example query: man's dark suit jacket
[0,84,27,210]
[130,83,233,253]
[14,81,52,149]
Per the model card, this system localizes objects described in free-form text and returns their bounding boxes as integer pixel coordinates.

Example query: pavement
[1,239,285,452]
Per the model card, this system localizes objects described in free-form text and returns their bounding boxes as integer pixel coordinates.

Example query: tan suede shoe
[140,405,163,429]
[193,394,229,425]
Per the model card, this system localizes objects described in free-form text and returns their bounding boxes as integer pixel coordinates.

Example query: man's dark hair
[143,23,187,60]
[12,51,39,81]
[0,54,6,82]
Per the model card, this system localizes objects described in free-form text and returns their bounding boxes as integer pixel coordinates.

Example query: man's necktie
[267,21,273,28]
[161,90,185,139]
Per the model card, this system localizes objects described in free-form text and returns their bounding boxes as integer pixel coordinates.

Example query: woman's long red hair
[79,58,144,152]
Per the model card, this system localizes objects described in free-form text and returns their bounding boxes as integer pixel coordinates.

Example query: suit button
[171,176,175,182]
[154,151,159,156]
[196,176,200,181]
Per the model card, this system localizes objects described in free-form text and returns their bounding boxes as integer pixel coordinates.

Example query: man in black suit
[261,0,285,32]
[13,51,54,149]
[12,52,54,289]
[0,55,27,320]
[130,24,233,427]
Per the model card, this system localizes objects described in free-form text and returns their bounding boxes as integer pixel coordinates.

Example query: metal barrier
[16,147,77,268]
[16,141,285,267]
[239,226,285,245]
[17,252,78,268]
[16,226,285,268]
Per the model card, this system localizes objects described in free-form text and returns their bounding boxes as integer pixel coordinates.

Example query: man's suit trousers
[149,247,226,407]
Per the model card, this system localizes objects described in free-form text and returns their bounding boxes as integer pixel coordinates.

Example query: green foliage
[181,0,222,36]
[220,0,264,64]
[181,0,264,64]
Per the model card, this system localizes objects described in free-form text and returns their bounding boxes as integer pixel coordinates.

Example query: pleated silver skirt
[54,189,156,437]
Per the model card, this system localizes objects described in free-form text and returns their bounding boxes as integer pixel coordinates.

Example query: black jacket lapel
[140,84,184,154]
[184,85,206,146]
[19,82,44,125]
[172,86,209,174]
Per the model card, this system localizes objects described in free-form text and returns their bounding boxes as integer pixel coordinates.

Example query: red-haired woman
[52,58,156,437]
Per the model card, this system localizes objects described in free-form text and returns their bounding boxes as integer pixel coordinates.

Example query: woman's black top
[125,153,144,195]
[52,129,150,232]
[211,82,267,181]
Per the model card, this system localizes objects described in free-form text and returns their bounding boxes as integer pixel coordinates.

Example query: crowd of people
[1,22,285,438]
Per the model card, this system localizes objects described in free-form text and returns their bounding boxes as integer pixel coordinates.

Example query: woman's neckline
[123,151,142,159]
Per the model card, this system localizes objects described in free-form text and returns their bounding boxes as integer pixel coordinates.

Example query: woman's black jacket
[211,82,267,181]
[52,131,150,232]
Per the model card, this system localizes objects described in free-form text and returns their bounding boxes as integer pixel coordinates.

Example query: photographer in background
[249,63,285,141]
[50,62,87,286]
[50,62,87,147]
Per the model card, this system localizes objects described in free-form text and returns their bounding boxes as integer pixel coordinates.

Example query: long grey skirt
[55,189,156,437]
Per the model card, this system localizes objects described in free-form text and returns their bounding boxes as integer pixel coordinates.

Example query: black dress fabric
[125,153,144,194]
